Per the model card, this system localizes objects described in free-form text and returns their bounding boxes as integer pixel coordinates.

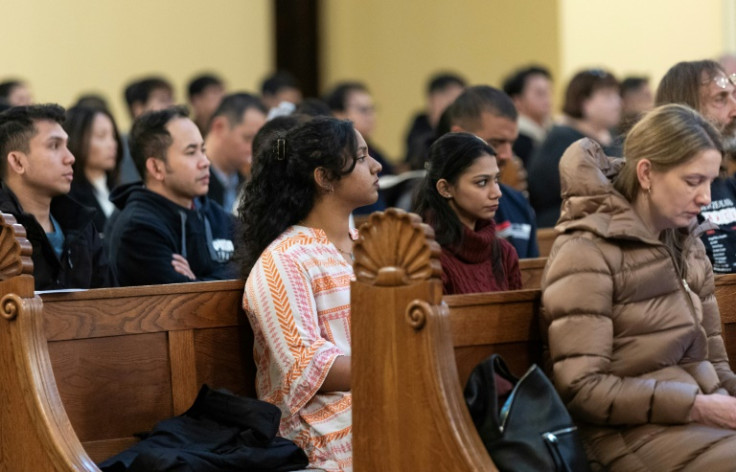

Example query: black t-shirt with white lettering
[701,176,736,273]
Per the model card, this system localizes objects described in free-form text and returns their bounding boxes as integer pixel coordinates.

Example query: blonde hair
[613,104,722,277]
[614,103,722,202]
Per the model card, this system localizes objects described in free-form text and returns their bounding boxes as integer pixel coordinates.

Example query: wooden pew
[1,206,736,471]
[519,256,546,290]
[536,227,558,257]
[351,208,736,471]
[0,212,254,471]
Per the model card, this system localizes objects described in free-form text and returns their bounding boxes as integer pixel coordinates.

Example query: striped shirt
[244,225,355,471]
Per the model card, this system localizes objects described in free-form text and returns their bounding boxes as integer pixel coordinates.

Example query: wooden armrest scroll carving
[0,211,34,282]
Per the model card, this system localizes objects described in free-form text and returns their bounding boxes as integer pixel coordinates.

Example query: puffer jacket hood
[556,138,713,245]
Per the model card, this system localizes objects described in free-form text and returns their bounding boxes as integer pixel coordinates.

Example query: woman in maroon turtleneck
[414,132,521,294]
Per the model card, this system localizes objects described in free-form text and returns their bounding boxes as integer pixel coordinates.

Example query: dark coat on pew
[0,183,114,290]
[106,182,238,286]
[541,139,736,471]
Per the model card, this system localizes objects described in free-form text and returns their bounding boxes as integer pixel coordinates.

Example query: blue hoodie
[106,182,238,286]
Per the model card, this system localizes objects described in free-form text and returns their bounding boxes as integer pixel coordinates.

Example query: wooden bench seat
[1,208,736,471]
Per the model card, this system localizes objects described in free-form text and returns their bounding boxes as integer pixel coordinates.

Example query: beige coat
[541,139,736,471]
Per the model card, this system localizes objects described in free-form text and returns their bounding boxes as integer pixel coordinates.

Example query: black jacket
[68,177,113,235]
[0,183,115,290]
[98,385,309,472]
[106,183,238,286]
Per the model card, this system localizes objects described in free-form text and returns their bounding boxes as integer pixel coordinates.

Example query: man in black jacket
[0,104,114,290]
[106,106,237,286]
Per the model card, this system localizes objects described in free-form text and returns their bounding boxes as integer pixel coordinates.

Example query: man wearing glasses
[656,59,736,273]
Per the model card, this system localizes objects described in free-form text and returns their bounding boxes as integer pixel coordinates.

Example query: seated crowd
[3,55,736,471]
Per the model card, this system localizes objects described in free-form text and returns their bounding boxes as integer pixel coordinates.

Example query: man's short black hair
[502,65,552,99]
[124,76,173,114]
[261,71,300,97]
[446,85,518,132]
[620,76,649,96]
[129,106,189,180]
[323,82,369,113]
[0,104,66,179]
[0,80,25,102]
[208,93,267,132]
[427,73,466,95]
[187,74,224,100]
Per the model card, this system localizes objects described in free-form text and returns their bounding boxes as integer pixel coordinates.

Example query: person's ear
[210,116,228,135]
[146,157,166,181]
[6,151,26,175]
[636,158,653,192]
[313,167,333,193]
[435,179,453,199]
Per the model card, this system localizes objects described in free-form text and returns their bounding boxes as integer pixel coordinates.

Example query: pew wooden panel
[536,227,558,258]
[518,257,546,290]
[2,207,736,471]
[41,280,253,463]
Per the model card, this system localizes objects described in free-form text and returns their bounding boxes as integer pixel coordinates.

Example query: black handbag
[464,355,591,472]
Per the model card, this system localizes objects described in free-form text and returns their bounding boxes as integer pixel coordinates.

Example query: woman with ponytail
[238,116,381,471]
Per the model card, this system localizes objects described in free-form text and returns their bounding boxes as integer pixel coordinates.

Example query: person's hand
[690,394,736,429]
[171,254,196,280]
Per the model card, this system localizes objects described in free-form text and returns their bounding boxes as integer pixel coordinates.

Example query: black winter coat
[0,183,115,290]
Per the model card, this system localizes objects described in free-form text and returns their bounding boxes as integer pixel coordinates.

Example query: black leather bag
[464,355,590,472]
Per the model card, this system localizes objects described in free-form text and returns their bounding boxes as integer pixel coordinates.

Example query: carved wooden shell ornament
[353,208,442,286]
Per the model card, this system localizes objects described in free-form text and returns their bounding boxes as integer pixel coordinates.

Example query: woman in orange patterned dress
[237,116,382,471]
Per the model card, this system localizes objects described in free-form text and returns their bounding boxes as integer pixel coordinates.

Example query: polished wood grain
[3,206,736,472]
[536,227,558,258]
[352,209,497,471]
[519,256,546,289]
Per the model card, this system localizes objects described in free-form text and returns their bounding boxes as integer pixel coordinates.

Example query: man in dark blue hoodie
[106,106,237,285]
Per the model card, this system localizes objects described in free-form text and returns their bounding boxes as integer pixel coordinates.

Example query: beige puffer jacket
[541,139,736,471]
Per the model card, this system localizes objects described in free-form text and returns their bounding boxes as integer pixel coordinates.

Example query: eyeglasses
[711,74,736,89]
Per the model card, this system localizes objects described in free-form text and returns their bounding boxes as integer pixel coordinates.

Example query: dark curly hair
[237,116,359,276]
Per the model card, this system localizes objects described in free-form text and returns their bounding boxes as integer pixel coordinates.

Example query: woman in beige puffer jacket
[542,104,736,471]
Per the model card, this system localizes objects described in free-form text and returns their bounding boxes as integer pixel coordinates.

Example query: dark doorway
[274,0,321,98]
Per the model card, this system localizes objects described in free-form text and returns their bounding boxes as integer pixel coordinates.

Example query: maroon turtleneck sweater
[440,219,522,295]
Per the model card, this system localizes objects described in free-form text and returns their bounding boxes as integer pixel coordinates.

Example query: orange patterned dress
[244,225,356,471]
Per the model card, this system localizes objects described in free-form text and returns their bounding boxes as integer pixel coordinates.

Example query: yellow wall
[322,0,560,161]
[558,0,725,98]
[2,0,273,130]
[323,0,732,162]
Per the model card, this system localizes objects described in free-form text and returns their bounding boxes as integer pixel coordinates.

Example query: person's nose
[491,182,502,200]
[697,185,712,206]
[370,155,382,174]
[65,147,75,165]
[496,143,512,161]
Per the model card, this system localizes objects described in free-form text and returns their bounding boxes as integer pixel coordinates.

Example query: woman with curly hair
[238,116,381,471]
